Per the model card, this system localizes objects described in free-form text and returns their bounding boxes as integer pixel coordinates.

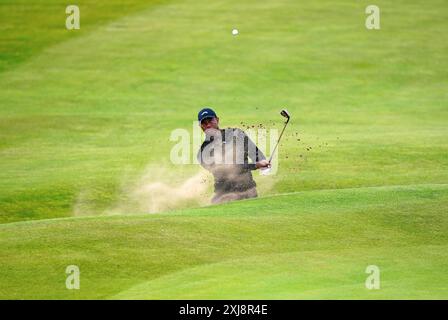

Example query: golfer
[197,107,270,204]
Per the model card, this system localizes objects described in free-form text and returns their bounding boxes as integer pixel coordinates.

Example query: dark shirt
[197,128,266,194]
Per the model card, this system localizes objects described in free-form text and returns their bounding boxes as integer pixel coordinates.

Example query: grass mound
[1,184,447,299]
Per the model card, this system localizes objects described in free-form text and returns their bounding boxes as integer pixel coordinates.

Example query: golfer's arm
[244,132,266,170]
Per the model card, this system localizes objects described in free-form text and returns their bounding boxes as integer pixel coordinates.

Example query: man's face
[200,117,219,132]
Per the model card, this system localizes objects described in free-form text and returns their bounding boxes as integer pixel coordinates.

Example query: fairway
[0,0,447,299]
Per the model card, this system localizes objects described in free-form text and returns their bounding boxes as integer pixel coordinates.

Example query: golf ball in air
[232,29,239,35]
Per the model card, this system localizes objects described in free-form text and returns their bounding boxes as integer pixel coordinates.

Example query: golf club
[268,109,291,163]
[259,109,290,176]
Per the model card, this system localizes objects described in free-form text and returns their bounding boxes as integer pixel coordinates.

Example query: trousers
[211,187,258,204]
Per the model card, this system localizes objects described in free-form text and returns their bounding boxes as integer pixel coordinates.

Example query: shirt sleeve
[239,129,266,170]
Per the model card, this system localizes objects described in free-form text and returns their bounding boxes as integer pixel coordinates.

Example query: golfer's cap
[198,108,217,122]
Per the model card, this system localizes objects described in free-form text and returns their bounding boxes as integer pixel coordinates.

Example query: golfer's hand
[255,160,270,169]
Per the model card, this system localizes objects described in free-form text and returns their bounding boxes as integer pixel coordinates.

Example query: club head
[280,109,290,123]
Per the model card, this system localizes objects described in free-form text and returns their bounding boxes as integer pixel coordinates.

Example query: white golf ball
[232,29,239,35]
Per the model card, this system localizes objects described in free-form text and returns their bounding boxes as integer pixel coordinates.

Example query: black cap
[198,107,217,122]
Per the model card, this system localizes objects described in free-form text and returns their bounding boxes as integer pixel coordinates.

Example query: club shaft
[268,119,289,163]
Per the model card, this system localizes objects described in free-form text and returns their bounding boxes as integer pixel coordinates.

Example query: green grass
[1,184,447,299]
[0,0,168,72]
[0,0,447,299]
